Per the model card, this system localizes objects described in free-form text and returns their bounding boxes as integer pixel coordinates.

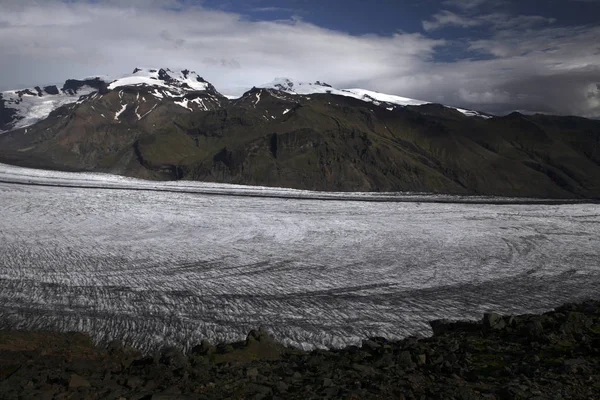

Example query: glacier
[0,163,598,353]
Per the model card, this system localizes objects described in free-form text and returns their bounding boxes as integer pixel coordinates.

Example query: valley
[0,164,598,352]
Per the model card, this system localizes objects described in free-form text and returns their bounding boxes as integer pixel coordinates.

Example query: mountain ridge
[0,68,488,133]
[0,67,599,199]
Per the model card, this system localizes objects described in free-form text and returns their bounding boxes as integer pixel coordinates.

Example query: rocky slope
[1,301,599,399]
[1,68,599,198]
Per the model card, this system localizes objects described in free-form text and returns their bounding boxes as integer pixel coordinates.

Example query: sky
[0,0,599,117]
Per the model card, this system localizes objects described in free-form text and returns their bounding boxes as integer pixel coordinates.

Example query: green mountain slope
[1,86,599,198]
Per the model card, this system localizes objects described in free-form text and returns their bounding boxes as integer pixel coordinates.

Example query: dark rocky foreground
[1,301,599,400]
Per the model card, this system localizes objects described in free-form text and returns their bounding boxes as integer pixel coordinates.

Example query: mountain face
[0,68,599,198]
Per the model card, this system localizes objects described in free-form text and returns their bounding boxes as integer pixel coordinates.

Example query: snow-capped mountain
[258,78,489,118]
[107,67,216,95]
[0,67,598,199]
[1,69,494,133]
[0,68,223,133]
[0,78,106,132]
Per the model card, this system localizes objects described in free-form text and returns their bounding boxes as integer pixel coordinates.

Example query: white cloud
[423,10,555,32]
[385,24,600,117]
[442,0,498,9]
[422,10,482,31]
[0,0,598,118]
[0,0,442,96]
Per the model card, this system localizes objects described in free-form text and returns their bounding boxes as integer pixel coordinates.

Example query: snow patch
[174,99,192,111]
[139,104,157,120]
[114,103,128,121]
[190,98,209,111]
[254,91,261,107]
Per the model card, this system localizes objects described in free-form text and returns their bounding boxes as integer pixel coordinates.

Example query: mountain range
[0,67,599,198]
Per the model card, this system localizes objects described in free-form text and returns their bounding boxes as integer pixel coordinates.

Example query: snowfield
[0,86,97,133]
[259,78,490,118]
[0,164,599,352]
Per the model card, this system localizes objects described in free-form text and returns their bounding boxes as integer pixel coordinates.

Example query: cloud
[442,0,498,10]
[422,10,482,31]
[251,7,297,13]
[382,24,600,117]
[0,0,598,118]
[0,0,442,94]
[423,10,555,32]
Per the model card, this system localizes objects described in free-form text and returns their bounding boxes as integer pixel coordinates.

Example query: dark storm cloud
[494,69,600,116]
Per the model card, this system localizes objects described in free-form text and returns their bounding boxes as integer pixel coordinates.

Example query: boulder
[68,374,90,389]
[160,347,188,369]
[190,339,215,356]
[483,313,506,330]
[246,367,259,380]
[526,320,545,338]
[246,328,273,344]
[361,339,381,352]
[397,351,415,369]
[430,319,453,336]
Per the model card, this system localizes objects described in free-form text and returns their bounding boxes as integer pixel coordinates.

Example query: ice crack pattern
[0,164,599,352]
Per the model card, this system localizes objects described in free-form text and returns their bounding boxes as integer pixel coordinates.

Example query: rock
[483,313,506,330]
[1,300,599,400]
[322,387,339,397]
[248,383,272,399]
[68,374,90,389]
[218,344,235,354]
[526,320,544,337]
[190,339,217,356]
[563,358,587,373]
[246,328,272,344]
[505,315,517,328]
[160,347,188,369]
[0,365,21,380]
[126,376,143,389]
[351,363,376,376]
[130,356,155,368]
[432,355,444,365]
[244,328,284,360]
[274,381,289,393]
[430,319,453,336]
[397,351,415,369]
[374,352,395,368]
[246,367,259,379]
[362,339,381,352]
[190,339,215,356]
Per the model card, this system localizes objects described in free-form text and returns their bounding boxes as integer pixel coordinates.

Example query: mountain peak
[108,67,210,92]
[0,67,224,133]
[258,78,489,118]
[260,78,334,94]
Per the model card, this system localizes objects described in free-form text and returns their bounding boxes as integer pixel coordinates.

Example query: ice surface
[0,163,598,352]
